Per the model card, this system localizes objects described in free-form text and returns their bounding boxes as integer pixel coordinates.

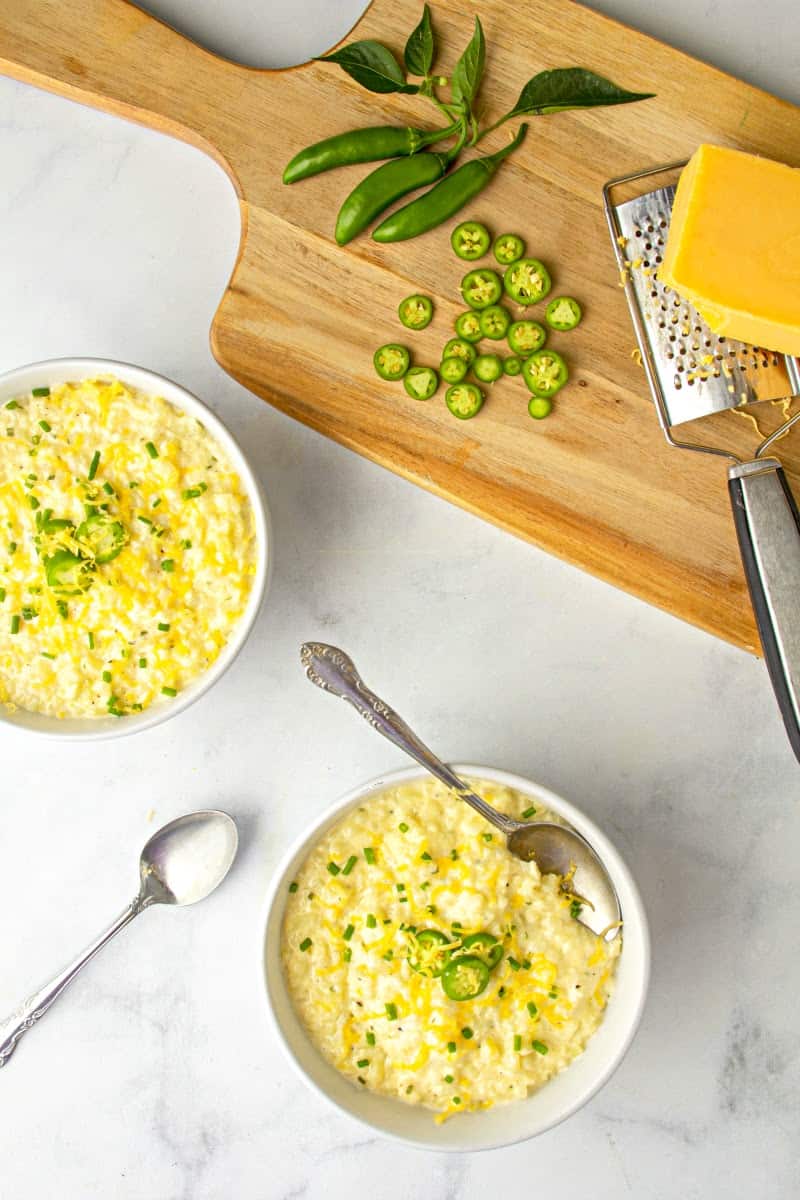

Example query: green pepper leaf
[404,4,435,78]
[505,67,654,119]
[450,17,485,111]
[317,40,419,95]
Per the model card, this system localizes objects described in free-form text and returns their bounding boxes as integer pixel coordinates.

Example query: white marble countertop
[1,3,799,1197]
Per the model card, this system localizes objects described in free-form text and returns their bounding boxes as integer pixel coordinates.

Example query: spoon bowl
[140,810,239,907]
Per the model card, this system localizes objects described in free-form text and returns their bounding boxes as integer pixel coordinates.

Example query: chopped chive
[161,559,175,573]
[38,419,51,431]
[102,670,112,683]
[152,497,162,509]
[342,855,357,876]
[482,832,493,842]
[32,387,50,398]
[8,542,17,554]
[451,921,462,930]
[450,849,459,861]
[158,622,170,631]
[570,899,583,918]
[461,1027,473,1039]
[444,1074,454,1083]
[508,957,521,971]
[447,1041,456,1054]
[382,950,394,961]
[343,924,355,941]
[21,606,36,621]
[28,495,39,510]
[532,1040,548,1055]
[182,482,207,500]
[288,881,299,893]
[498,986,506,998]
[366,913,377,928]
[420,881,430,891]
[452,1096,461,1105]
[0,588,5,602]
[5,400,20,410]
[128,481,139,488]
[343,947,352,962]
[522,806,536,819]
[398,822,409,833]
[131,703,143,712]
[41,652,56,660]
[356,1059,369,1069]
[385,1003,397,1020]
[363,846,376,864]
[420,851,432,861]
[10,615,20,634]
[145,441,159,459]
[366,1032,376,1046]
[522,960,532,971]
[513,1035,522,1052]
[180,538,192,550]
[396,883,405,892]
[87,632,94,649]
[383,918,392,925]
[139,657,147,669]
[102,481,114,496]
[88,450,100,481]
[57,600,68,619]
[299,937,312,952]
[137,516,154,528]
[426,904,437,915]
[327,861,340,876]
[527,1001,538,1017]
[161,686,177,697]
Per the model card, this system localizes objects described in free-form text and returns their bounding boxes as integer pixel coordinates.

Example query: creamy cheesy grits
[0,376,256,718]
[282,778,621,1120]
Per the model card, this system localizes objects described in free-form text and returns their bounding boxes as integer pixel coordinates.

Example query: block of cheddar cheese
[658,144,800,356]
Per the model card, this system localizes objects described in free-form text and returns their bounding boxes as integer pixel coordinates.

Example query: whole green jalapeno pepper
[335,152,450,245]
[283,125,442,185]
[372,124,529,243]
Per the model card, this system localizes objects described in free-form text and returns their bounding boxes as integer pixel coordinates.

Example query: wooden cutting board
[2,0,799,652]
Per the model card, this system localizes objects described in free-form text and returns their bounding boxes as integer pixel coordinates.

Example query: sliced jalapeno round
[472,354,503,384]
[545,296,582,331]
[76,513,128,564]
[460,268,503,310]
[479,304,511,340]
[493,233,525,265]
[44,549,95,595]
[442,338,477,366]
[454,310,483,343]
[508,320,547,356]
[504,355,523,376]
[403,366,439,401]
[398,294,434,330]
[504,258,552,307]
[374,344,411,381]
[446,383,484,420]
[440,356,469,384]
[455,932,503,970]
[407,928,452,977]
[451,220,490,261]
[441,954,490,1001]
[523,349,568,398]
[528,395,553,420]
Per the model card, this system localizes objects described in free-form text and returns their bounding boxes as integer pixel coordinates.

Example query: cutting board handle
[0,0,235,174]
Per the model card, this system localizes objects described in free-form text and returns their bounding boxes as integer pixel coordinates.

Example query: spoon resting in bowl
[300,642,620,939]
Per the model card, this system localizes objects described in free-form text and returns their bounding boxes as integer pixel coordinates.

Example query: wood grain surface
[2,0,799,652]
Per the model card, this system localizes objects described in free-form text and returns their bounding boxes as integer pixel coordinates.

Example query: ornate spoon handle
[300,642,517,835]
[0,896,147,1068]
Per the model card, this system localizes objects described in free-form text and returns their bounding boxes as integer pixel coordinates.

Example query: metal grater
[603,162,800,765]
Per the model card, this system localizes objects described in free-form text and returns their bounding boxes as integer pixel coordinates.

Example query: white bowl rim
[259,763,651,1153]
[0,356,271,741]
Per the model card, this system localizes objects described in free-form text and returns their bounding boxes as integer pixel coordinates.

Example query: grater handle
[729,459,800,763]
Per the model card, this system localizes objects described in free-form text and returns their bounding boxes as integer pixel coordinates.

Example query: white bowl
[261,764,650,1152]
[0,357,271,740]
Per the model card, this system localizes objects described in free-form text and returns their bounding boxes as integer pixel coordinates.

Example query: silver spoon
[0,810,238,1067]
[300,643,620,939]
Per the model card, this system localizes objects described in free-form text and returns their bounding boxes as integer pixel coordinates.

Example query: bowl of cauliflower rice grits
[0,359,269,738]
[262,765,649,1151]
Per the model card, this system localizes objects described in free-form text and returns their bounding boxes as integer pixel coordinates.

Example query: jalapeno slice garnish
[76,512,129,564]
[522,349,568,398]
[504,258,552,307]
[455,932,503,970]
[460,268,503,311]
[398,294,434,331]
[508,320,547,356]
[528,395,553,419]
[493,233,525,265]
[441,954,490,1001]
[504,355,523,376]
[545,296,582,331]
[445,383,484,420]
[479,304,511,341]
[442,338,477,366]
[440,356,469,384]
[472,354,503,384]
[374,344,411,381]
[451,220,490,261]
[407,928,452,977]
[454,310,483,344]
[403,366,439,401]
[44,549,95,595]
